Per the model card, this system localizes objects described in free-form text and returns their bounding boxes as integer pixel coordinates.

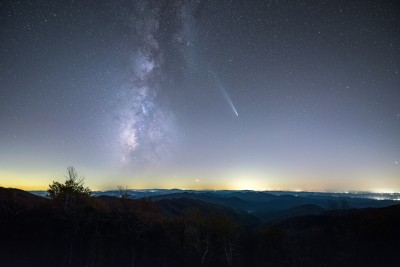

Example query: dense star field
[0,0,399,191]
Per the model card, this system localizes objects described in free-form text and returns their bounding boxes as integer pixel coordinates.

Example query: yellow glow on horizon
[230,177,267,190]
[1,167,400,193]
[0,172,52,190]
[0,165,70,190]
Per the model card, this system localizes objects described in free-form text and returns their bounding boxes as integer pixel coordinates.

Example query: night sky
[1,0,399,191]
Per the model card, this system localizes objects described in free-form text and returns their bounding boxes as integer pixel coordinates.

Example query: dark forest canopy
[1,185,399,267]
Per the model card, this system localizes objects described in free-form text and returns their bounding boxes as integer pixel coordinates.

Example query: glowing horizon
[2,168,399,193]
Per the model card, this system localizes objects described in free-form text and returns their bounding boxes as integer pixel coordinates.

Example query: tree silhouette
[48,166,91,217]
[47,167,93,267]
[117,185,131,199]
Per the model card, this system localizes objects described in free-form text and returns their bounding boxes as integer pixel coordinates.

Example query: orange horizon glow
[2,176,399,193]
[2,165,399,193]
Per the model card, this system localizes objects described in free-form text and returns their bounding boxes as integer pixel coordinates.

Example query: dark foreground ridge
[1,186,400,266]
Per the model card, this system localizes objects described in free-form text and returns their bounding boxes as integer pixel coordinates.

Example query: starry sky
[1,0,399,192]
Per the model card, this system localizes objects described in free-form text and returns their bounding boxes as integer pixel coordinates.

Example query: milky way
[119,1,181,165]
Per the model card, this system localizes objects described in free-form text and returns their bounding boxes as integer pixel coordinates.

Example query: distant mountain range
[31,188,400,201]
[31,188,399,223]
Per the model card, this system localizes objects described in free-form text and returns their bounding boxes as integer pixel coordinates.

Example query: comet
[214,74,239,117]
[221,86,239,117]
